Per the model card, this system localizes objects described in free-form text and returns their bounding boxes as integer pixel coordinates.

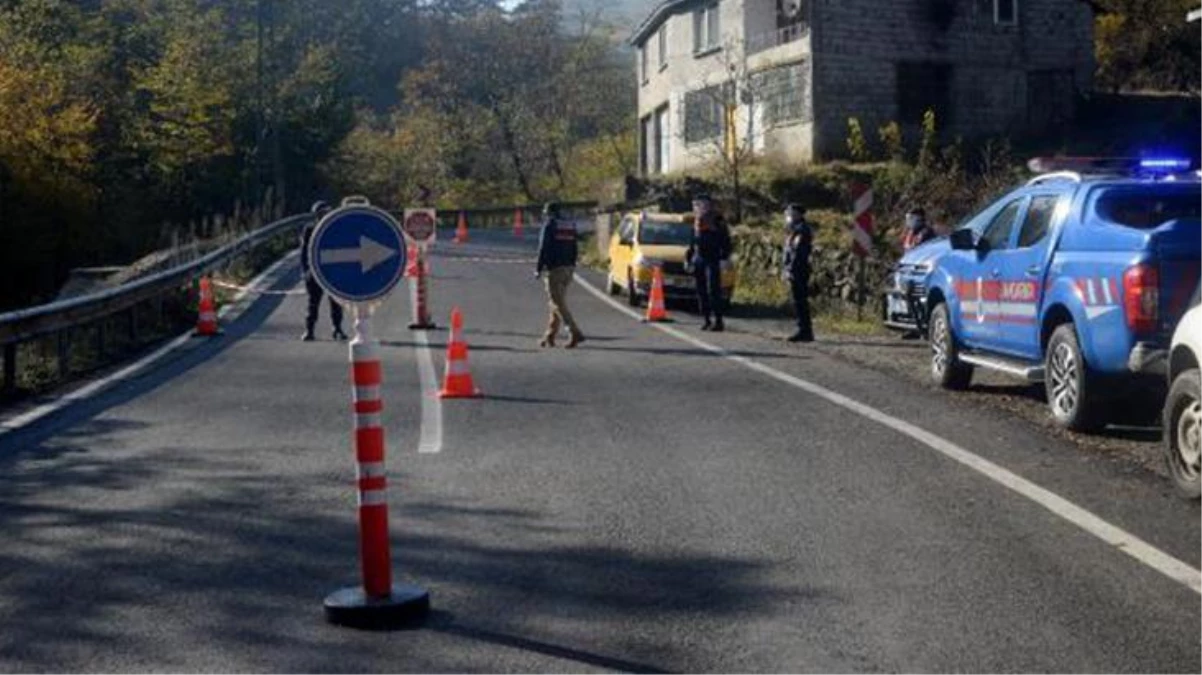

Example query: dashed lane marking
[573,272,1202,596]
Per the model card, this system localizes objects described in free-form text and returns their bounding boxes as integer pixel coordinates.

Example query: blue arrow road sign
[310,206,407,304]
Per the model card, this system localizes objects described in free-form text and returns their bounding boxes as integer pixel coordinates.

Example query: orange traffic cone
[439,307,480,398]
[454,211,468,243]
[194,276,222,336]
[644,267,671,323]
[513,208,523,237]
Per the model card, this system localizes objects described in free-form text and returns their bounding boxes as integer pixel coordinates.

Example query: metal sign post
[403,208,438,330]
[310,200,428,629]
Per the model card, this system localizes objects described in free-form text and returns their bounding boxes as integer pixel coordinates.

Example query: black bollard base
[324,584,430,630]
[408,322,437,330]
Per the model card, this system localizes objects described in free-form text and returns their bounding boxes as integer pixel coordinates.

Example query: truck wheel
[1163,368,1201,500]
[626,269,640,307]
[929,303,972,390]
[606,272,620,296]
[1045,324,1108,432]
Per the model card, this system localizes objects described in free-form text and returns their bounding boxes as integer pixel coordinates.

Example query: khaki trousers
[544,266,581,339]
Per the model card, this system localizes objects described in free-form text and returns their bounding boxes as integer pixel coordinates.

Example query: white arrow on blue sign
[309,206,407,304]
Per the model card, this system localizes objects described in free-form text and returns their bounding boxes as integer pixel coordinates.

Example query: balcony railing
[745,22,810,56]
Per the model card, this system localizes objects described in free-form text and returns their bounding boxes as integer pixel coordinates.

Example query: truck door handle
[1025,265,1040,276]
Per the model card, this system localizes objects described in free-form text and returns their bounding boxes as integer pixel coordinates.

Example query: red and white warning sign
[402,208,437,245]
[850,184,874,259]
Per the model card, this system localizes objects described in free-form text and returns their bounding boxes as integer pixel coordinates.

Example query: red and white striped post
[850,183,875,320]
[324,304,429,629]
[408,247,435,330]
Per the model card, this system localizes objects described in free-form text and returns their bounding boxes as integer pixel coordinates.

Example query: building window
[640,42,648,83]
[895,61,953,126]
[684,86,725,144]
[655,105,670,173]
[658,25,668,70]
[640,115,652,174]
[750,61,810,126]
[994,0,1017,25]
[693,2,720,54]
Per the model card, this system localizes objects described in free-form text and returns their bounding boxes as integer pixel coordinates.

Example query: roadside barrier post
[312,200,429,630]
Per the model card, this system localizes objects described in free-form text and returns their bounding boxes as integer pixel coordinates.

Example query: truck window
[1095,189,1202,230]
[981,199,1024,251]
[1017,195,1060,248]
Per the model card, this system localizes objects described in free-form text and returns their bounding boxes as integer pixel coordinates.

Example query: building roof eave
[629,0,697,47]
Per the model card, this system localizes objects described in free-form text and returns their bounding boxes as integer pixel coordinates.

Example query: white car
[1165,293,1201,500]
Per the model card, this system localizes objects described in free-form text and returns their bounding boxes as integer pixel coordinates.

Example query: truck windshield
[639,219,693,245]
[1095,187,1202,230]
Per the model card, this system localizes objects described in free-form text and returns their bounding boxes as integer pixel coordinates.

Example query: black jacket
[299,221,317,274]
[782,220,813,281]
[688,212,732,263]
[537,217,578,272]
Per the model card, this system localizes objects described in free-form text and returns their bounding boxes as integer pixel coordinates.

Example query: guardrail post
[57,330,70,381]
[3,343,15,395]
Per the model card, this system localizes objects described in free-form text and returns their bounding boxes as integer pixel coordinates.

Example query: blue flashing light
[1139,158,1193,171]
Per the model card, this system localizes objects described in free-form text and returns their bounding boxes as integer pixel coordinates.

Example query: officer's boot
[301,321,316,342]
[711,317,725,332]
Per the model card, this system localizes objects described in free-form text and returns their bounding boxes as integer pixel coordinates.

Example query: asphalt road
[0,230,1198,673]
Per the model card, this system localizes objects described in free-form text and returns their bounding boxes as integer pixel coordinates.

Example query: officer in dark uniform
[299,200,347,342]
[781,203,814,342]
[686,194,732,331]
[535,202,584,348]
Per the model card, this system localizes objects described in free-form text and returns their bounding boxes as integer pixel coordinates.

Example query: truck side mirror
[949,229,976,251]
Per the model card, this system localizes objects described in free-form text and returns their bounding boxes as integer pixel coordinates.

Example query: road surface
[0,231,1198,673]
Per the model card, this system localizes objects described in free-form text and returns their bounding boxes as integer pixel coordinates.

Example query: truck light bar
[1028,156,1195,175]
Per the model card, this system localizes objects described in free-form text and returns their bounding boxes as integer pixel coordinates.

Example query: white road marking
[573,272,1202,595]
[0,251,299,435]
[413,329,443,454]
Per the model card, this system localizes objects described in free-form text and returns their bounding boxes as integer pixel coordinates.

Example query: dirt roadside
[721,309,1171,483]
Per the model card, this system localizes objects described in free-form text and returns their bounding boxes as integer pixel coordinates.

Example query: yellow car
[606,211,737,307]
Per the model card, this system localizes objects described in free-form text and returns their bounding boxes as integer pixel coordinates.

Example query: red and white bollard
[408,247,436,330]
[324,305,429,629]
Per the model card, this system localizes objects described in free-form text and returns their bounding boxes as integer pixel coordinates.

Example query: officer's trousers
[790,271,813,340]
[305,274,344,332]
[693,260,724,320]
[544,266,581,339]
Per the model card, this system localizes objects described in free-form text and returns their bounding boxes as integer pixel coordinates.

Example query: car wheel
[1045,324,1108,432]
[627,268,640,307]
[606,271,620,296]
[929,303,972,390]
[1163,368,1201,500]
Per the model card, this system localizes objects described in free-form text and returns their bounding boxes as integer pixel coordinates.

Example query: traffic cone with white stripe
[454,211,468,243]
[644,267,671,323]
[439,307,480,398]
[193,276,222,337]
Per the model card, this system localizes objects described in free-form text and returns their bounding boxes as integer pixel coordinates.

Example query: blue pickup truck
[889,158,1201,431]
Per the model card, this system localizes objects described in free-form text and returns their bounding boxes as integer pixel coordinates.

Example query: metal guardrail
[0,213,312,395]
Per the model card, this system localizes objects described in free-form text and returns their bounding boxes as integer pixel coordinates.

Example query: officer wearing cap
[781,203,814,342]
[686,194,732,331]
[535,202,584,348]
[299,200,347,342]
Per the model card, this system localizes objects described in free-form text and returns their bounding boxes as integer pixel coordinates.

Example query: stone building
[631,0,1095,175]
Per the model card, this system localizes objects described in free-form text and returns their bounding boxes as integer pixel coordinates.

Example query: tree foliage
[1094,0,1201,93]
[0,0,632,309]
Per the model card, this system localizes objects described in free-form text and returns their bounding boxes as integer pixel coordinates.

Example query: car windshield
[1095,187,1202,230]
[639,219,693,245]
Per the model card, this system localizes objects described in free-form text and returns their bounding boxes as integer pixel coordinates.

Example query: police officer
[535,202,584,348]
[902,207,936,251]
[781,203,814,343]
[299,200,347,342]
[686,194,732,332]
[901,207,936,338]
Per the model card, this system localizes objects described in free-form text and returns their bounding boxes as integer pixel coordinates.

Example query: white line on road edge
[573,272,1202,595]
[414,329,443,454]
[0,251,300,435]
